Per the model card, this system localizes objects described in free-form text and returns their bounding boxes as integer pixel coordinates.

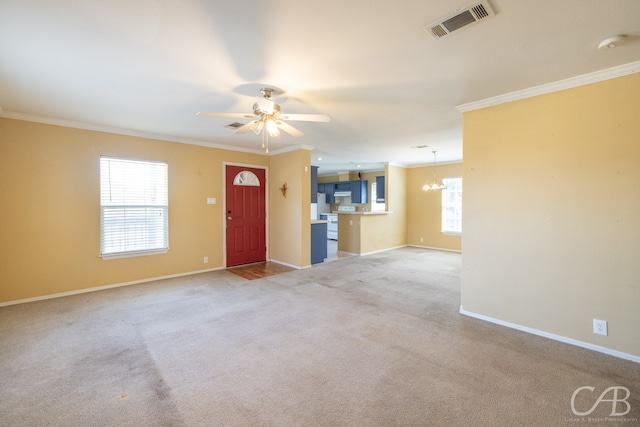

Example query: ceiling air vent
[425,0,495,40]
[225,122,244,130]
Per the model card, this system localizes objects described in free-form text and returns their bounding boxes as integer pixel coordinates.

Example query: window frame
[370,181,385,212]
[441,176,462,236]
[99,156,169,259]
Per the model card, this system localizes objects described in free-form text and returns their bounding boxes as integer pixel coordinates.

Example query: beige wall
[0,118,268,303]
[461,73,640,357]
[338,214,360,254]
[269,149,311,267]
[376,164,407,250]
[406,163,462,251]
[337,165,407,254]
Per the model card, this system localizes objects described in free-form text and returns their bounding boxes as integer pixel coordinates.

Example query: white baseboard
[268,259,303,270]
[459,307,640,364]
[407,244,461,253]
[360,244,408,256]
[0,266,225,307]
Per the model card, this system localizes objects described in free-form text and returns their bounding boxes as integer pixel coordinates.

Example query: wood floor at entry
[227,262,295,280]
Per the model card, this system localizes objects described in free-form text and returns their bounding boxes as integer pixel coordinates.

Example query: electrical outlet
[204,256,208,264]
[420,237,424,243]
[593,319,607,336]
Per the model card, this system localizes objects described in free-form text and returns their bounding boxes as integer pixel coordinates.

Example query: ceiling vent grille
[425,0,495,40]
[225,122,244,129]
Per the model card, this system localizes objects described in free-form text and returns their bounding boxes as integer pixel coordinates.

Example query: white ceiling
[1,0,638,175]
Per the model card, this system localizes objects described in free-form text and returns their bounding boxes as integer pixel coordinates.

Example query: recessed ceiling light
[317,157,323,161]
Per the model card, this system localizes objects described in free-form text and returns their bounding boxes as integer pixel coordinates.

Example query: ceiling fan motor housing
[253,100,280,118]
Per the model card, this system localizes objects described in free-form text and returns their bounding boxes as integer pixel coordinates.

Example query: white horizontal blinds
[370,182,385,211]
[100,157,168,256]
[441,177,462,233]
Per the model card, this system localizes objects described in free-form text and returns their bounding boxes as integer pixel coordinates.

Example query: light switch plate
[207,198,216,205]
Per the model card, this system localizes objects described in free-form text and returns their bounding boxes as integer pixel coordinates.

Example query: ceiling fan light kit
[197,87,330,153]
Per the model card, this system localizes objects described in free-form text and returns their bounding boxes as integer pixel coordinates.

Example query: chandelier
[422,150,447,191]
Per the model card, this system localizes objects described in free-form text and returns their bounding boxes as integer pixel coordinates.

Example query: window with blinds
[441,177,462,235]
[100,157,168,258]
[370,182,385,212]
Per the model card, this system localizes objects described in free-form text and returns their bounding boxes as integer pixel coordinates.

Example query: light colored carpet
[0,248,638,426]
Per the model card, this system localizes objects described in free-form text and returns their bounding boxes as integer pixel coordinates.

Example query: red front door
[225,165,266,267]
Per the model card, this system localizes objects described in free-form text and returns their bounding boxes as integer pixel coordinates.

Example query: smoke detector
[425,0,496,40]
[598,35,626,50]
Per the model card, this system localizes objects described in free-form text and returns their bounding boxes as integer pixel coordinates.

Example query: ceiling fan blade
[279,113,331,122]
[197,112,254,119]
[234,120,259,134]
[276,121,304,137]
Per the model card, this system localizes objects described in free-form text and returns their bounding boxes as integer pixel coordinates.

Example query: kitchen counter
[311,219,328,224]
[333,211,391,215]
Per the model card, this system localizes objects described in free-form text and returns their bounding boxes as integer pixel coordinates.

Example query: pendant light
[422,150,446,191]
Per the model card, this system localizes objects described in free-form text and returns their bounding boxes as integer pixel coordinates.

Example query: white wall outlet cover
[207,198,216,204]
[593,319,608,336]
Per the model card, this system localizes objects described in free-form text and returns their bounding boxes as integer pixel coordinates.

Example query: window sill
[100,248,169,260]
[442,231,462,236]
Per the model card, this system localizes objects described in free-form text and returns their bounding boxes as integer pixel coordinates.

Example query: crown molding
[456,60,640,113]
[407,160,463,168]
[268,144,315,156]
[0,110,268,155]
[387,161,408,168]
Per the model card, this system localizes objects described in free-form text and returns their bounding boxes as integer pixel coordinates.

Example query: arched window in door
[233,171,260,186]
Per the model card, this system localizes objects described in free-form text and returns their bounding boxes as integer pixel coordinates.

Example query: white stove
[322,213,338,240]
[328,206,355,240]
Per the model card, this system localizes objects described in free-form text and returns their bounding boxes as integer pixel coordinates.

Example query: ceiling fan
[197,87,330,153]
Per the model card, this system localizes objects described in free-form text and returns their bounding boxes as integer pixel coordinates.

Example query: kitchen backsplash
[331,195,369,212]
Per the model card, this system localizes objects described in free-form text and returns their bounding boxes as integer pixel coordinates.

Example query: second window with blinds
[441,177,462,235]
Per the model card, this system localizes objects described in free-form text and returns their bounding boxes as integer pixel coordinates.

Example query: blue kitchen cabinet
[375,176,385,203]
[311,222,327,264]
[350,180,368,204]
[325,183,335,203]
[311,166,318,201]
[335,182,351,192]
